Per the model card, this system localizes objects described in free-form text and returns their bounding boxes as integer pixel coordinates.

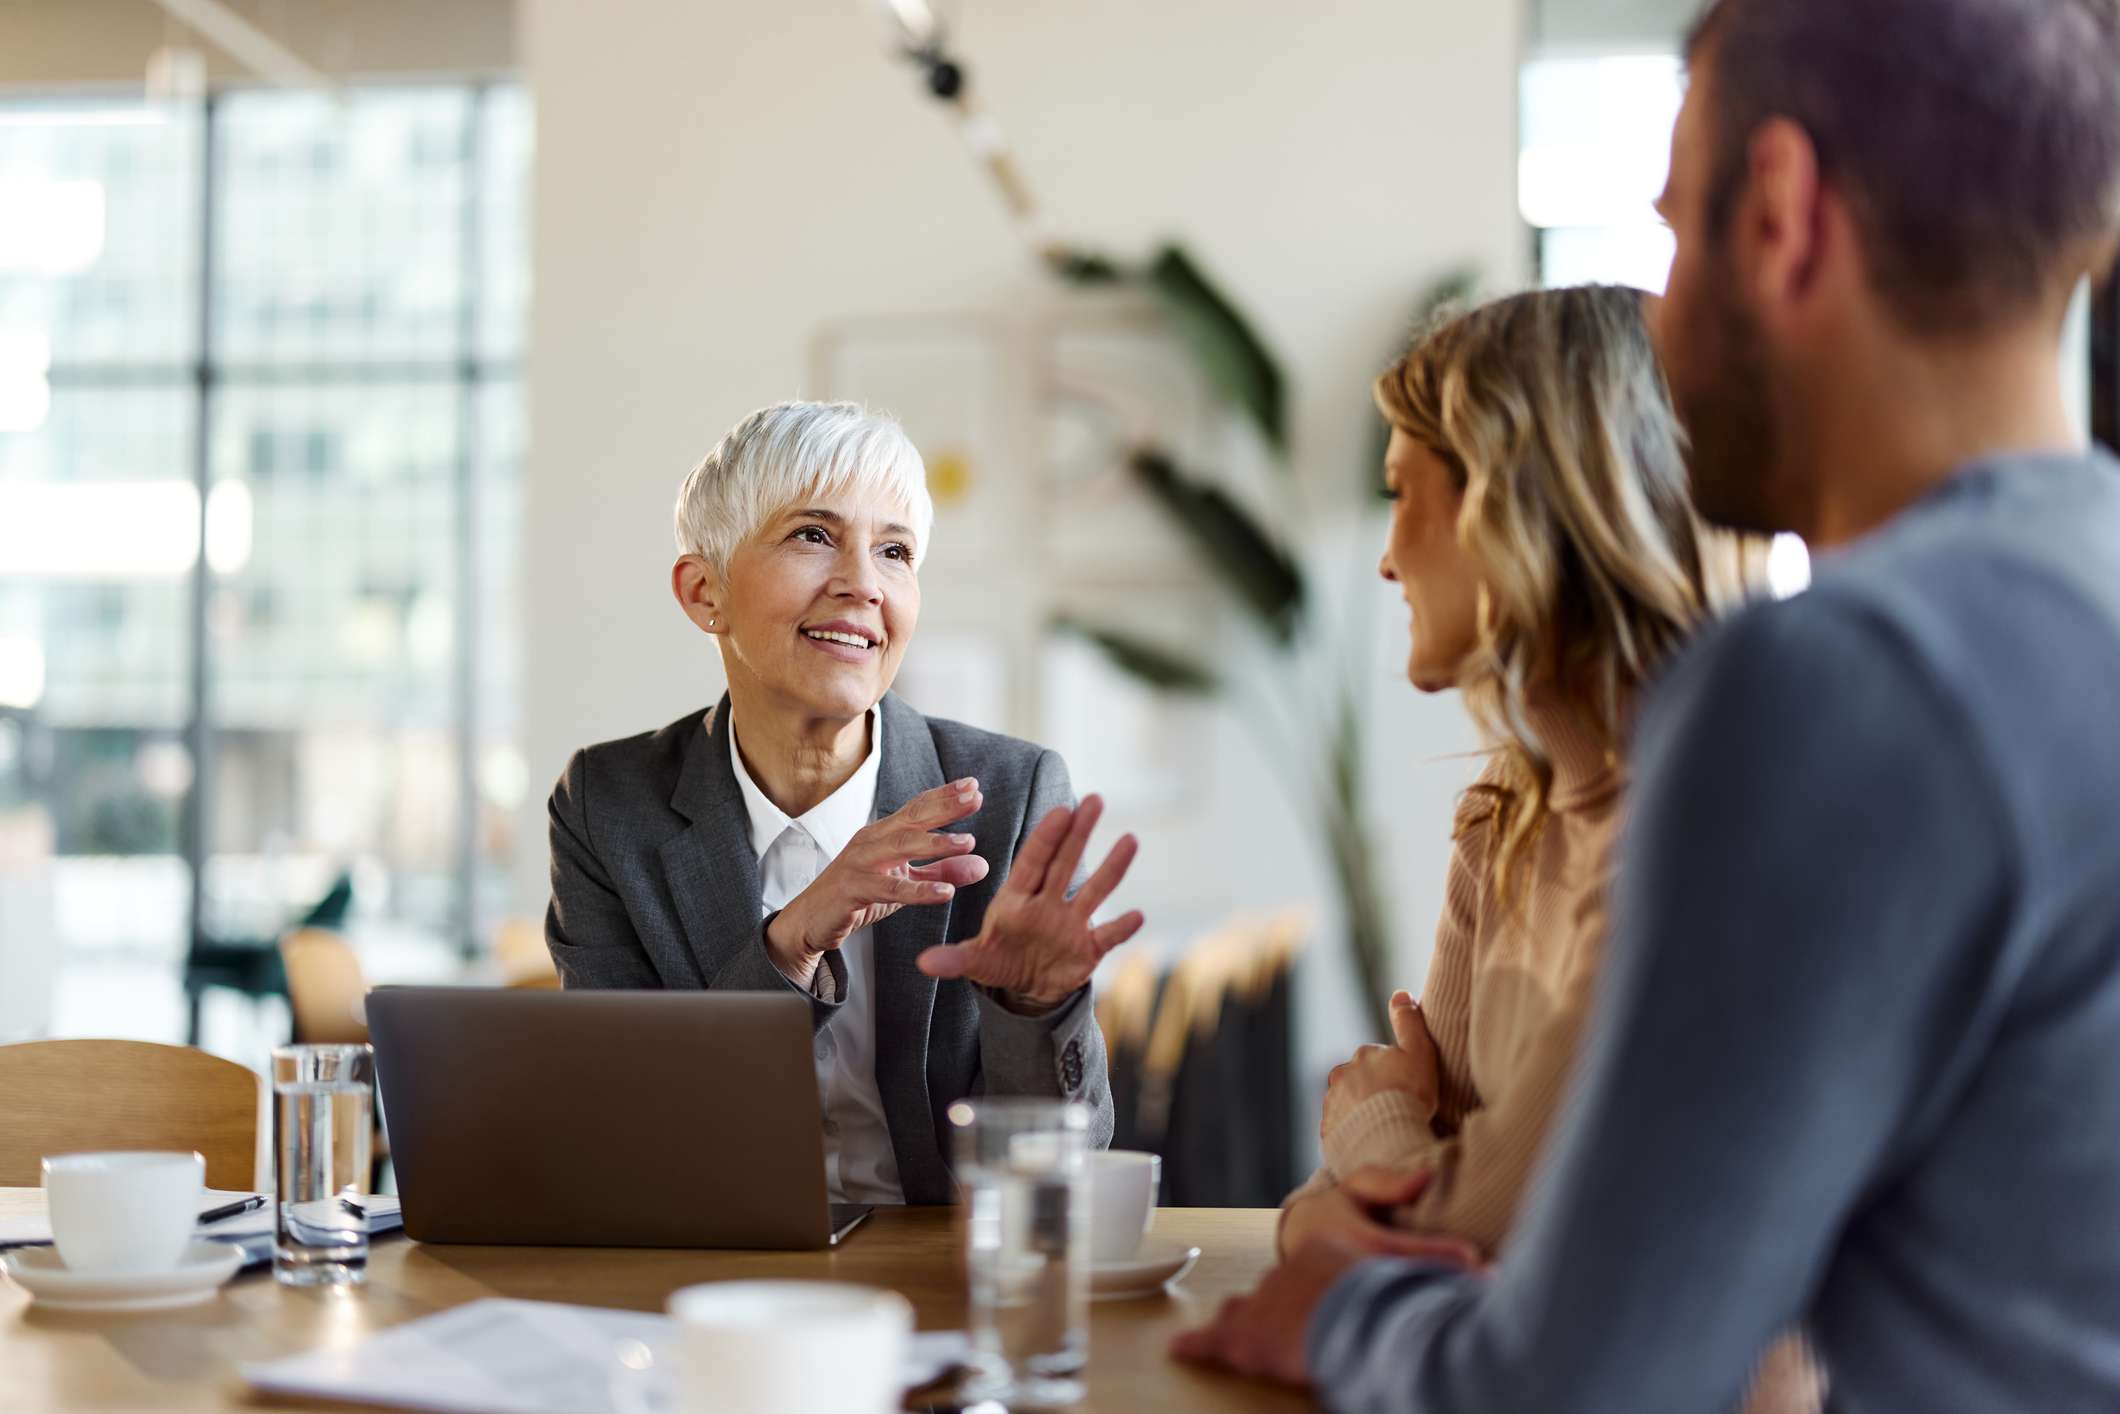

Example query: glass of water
[271,1043,373,1287]
[949,1098,1090,1408]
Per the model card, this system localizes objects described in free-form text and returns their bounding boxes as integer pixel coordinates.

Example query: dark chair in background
[1102,917,1302,1207]
[181,870,351,1045]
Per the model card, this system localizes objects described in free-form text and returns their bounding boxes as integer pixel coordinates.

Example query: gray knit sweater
[1309,452,2120,1414]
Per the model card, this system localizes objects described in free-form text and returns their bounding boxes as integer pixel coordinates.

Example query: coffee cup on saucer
[42,1151,205,1274]
[1087,1149,1161,1264]
[1084,1150,1198,1299]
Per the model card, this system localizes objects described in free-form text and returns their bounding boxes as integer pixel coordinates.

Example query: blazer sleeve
[710,911,850,1029]
[547,743,851,1020]
[545,747,663,990]
[970,748,1118,1149]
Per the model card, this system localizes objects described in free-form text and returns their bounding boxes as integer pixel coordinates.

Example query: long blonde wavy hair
[1374,285,1756,900]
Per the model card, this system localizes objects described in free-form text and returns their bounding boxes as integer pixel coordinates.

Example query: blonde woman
[1276,286,1817,1410]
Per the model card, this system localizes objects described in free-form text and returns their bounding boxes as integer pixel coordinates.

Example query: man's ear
[672,554,725,637]
[1738,117,1829,327]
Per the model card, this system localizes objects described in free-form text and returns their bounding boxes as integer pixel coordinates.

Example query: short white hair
[674,401,934,571]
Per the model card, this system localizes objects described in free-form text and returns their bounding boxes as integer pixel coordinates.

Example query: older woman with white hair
[545,400,1141,1204]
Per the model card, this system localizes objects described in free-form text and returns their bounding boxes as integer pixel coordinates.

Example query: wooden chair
[0,1039,266,1190]
[276,928,397,1188]
[279,928,370,1044]
[493,918,561,989]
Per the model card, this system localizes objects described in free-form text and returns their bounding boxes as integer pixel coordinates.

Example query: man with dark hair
[1173,0,2120,1408]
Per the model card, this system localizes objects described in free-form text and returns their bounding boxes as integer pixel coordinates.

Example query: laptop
[366,987,872,1249]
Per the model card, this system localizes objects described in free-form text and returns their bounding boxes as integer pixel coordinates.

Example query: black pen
[0,1197,267,1253]
[197,1195,267,1225]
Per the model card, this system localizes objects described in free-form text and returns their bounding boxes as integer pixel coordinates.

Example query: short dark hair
[1686,0,2120,332]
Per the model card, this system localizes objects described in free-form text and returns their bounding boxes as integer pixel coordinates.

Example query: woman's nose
[1378,550,1399,583]
[832,551,883,601]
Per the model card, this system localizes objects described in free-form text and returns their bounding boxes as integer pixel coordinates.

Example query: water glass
[949,1098,1090,1408]
[272,1043,373,1287]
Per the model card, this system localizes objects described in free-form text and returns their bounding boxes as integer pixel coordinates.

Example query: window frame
[20,79,525,976]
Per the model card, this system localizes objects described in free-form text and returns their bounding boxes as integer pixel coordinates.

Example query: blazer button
[1059,1038,1085,1094]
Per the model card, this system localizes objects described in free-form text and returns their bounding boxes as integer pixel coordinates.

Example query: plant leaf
[1146,244,1287,455]
[1044,246,1131,285]
[1051,617,1221,695]
[1130,448,1305,643]
[1328,687,1362,817]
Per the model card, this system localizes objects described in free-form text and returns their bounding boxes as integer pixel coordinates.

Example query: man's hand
[1172,1213,1485,1387]
[1321,990,1442,1138]
[1280,1167,1482,1262]
[766,778,990,987]
[914,794,1144,1006]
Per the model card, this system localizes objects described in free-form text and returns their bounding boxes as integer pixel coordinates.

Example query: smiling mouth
[801,627,880,653]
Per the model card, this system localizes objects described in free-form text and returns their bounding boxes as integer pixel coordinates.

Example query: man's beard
[1670,260,1791,536]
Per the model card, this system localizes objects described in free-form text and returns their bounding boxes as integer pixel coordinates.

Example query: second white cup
[1087,1149,1162,1264]
[42,1150,204,1275]
[658,1280,911,1414]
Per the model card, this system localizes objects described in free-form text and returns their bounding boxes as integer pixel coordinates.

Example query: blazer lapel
[870,693,950,1196]
[659,696,768,988]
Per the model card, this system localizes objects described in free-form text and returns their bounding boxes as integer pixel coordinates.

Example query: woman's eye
[794,526,830,545]
[881,543,912,562]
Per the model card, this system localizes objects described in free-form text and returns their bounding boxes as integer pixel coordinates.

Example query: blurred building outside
[0,80,529,1063]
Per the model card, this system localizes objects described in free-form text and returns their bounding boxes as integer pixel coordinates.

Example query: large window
[1519,54,1682,296]
[1520,53,1810,598]
[0,85,528,1048]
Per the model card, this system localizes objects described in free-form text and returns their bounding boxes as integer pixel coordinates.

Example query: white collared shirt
[726,709,905,1205]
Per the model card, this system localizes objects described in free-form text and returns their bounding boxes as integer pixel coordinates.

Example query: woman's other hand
[1321,991,1443,1138]
[1279,1167,1485,1266]
[765,778,990,987]
[914,794,1144,1007]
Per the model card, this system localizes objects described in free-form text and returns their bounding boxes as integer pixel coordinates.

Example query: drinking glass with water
[271,1043,373,1287]
[949,1098,1090,1408]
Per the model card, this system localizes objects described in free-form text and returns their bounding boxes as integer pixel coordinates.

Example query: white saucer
[2,1240,243,1312]
[1089,1244,1200,1301]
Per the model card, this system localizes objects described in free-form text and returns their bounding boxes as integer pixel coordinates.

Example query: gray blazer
[544,692,1113,1203]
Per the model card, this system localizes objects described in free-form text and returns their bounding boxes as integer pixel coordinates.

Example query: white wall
[519,0,1523,1102]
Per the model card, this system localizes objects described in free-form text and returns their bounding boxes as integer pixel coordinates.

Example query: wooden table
[0,1190,1304,1412]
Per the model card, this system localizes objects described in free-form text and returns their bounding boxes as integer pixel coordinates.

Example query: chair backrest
[0,1039,266,1190]
[493,917,560,988]
[280,928,370,1045]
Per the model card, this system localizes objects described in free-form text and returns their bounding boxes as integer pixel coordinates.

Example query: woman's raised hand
[1320,991,1442,1138]
[764,778,992,987]
[914,794,1144,1007]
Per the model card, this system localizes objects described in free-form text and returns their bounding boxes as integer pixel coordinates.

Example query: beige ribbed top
[1294,704,1823,1413]
[1313,706,1620,1241]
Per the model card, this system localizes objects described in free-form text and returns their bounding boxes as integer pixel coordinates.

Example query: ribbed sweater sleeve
[1320,802,1598,1253]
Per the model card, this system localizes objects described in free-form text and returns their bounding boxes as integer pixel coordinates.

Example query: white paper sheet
[0,1191,402,1251]
[241,1298,971,1414]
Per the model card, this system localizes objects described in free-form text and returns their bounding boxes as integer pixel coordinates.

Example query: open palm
[915,794,1144,1006]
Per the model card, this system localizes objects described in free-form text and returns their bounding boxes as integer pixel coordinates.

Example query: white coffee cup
[1088,1149,1161,1264]
[654,1280,911,1414]
[42,1151,204,1275]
